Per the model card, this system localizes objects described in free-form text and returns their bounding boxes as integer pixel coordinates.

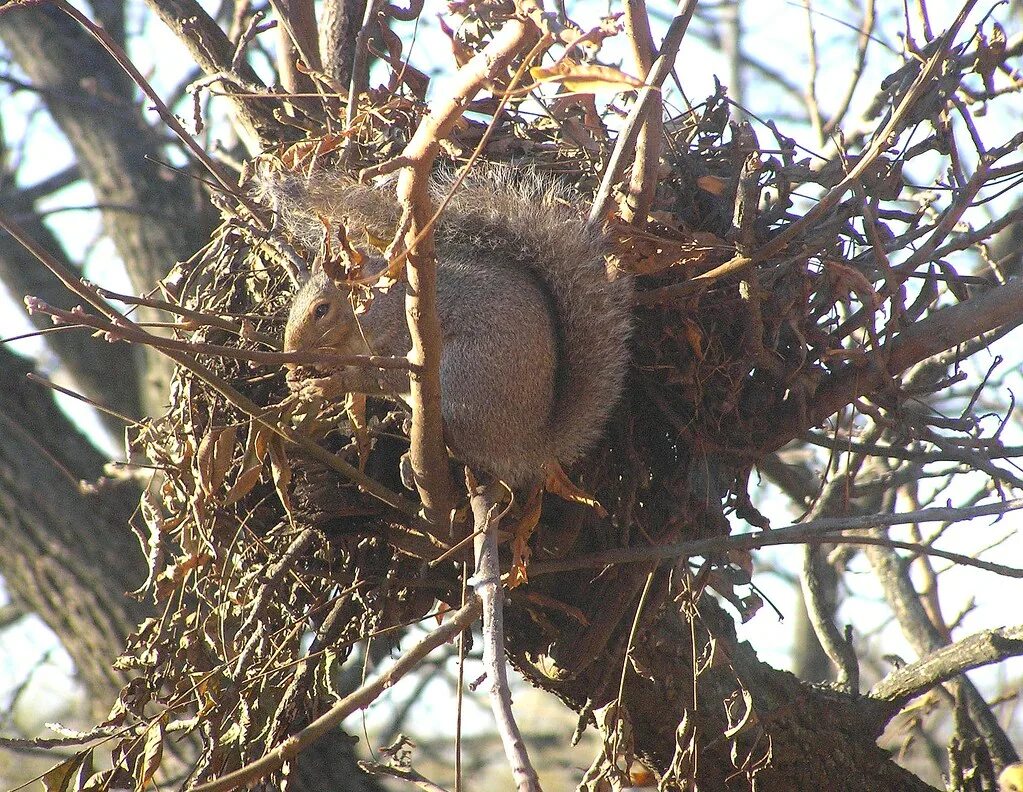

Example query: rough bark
[0,345,380,789]
[319,0,367,84]
[0,168,143,430]
[509,576,937,792]
[0,346,144,714]
[0,3,215,417]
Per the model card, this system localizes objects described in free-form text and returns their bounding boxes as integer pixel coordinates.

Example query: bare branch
[190,597,482,792]
[872,627,1023,709]
[385,10,537,524]
[531,499,1023,578]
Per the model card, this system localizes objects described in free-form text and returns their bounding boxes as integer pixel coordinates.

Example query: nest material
[106,27,980,791]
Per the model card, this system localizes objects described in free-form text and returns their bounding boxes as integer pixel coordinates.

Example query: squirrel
[267,164,632,490]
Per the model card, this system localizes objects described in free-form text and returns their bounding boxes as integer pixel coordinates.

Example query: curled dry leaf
[529,60,644,93]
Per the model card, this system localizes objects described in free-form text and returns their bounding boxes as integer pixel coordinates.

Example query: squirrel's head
[283,269,360,361]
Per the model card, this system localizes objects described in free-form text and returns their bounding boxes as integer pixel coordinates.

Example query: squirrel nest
[109,23,977,788]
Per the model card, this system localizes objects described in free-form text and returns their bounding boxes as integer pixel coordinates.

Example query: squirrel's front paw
[289,371,348,402]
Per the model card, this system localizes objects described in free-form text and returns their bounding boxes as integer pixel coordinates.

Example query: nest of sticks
[96,8,989,787]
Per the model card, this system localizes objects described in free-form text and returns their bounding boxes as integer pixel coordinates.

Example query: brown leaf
[154,552,211,601]
[508,487,542,589]
[529,60,644,93]
[544,460,607,517]
[195,429,216,495]
[346,392,371,472]
[134,491,168,598]
[136,720,164,788]
[223,422,267,506]
[974,22,1006,94]
[223,463,263,507]
[824,259,879,310]
[211,424,238,493]
[697,174,729,196]
[279,134,348,169]
[682,318,704,361]
[42,751,90,792]
[268,436,294,521]
[438,16,475,67]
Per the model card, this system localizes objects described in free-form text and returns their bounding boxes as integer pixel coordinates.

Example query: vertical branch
[719,0,743,117]
[470,478,541,792]
[589,0,697,225]
[384,13,538,525]
[319,0,367,84]
[800,0,824,143]
[271,0,321,94]
[620,0,663,225]
[799,544,859,691]
[821,0,876,137]
[346,0,383,136]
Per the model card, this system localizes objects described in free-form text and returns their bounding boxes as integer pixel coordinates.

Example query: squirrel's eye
[313,302,330,320]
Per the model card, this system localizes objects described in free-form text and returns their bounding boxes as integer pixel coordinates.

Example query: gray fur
[271,163,632,488]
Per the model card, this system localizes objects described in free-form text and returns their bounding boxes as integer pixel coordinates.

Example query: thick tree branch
[763,277,1023,454]
[319,0,367,84]
[135,0,280,144]
[872,625,1023,709]
[0,3,214,415]
[0,177,142,427]
[0,347,143,714]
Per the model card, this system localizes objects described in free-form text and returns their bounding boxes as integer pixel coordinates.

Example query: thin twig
[470,477,542,792]
[588,0,697,225]
[692,0,979,284]
[52,0,264,219]
[190,597,483,792]
[530,498,1023,578]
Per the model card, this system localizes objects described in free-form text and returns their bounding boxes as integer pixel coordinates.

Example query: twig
[26,297,413,372]
[385,9,537,525]
[822,0,877,137]
[470,477,541,792]
[588,0,697,225]
[345,0,383,138]
[619,0,661,225]
[268,0,321,79]
[871,626,1023,708]
[359,759,452,792]
[692,0,979,284]
[190,596,483,792]
[0,211,425,521]
[800,544,859,691]
[51,0,264,219]
[762,276,1023,454]
[530,498,1023,578]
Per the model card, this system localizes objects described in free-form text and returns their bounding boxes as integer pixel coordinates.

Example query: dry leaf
[697,174,729,196]
[824,259,879,309]
[544,460,607,517]
[267,436,295,522]
[136,720,164,788]
[529,60,644,93]
[438,16,475,68]
[223,422,267,506]
[346,392,371,472]
[508,487,542,588]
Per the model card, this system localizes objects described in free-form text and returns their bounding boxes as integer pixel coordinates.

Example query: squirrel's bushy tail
[433,166,632,469]
[258,161,632,473]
